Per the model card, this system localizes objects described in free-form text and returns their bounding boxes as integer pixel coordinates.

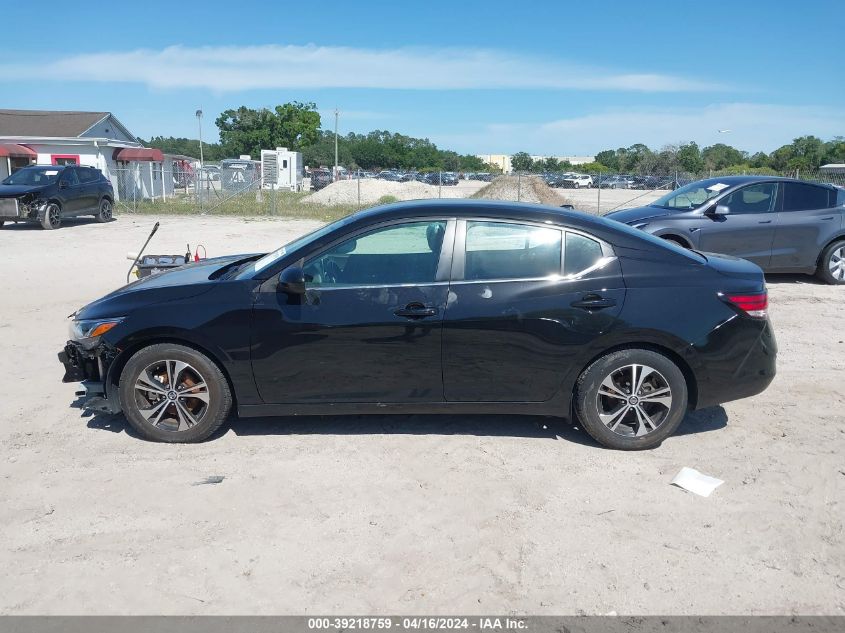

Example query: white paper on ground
[671,467,724,497]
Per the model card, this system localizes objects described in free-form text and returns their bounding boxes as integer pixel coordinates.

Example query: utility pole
[334,108,339,182]
[195,109,204,167]
[196,109,204,214]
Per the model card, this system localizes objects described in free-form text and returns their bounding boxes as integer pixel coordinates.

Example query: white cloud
[438,103,845,155]
[0,44,722,92]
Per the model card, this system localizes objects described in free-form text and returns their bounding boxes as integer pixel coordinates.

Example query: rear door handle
[758,220,773,224]
[394,304,437,319]
[571,295,616,310]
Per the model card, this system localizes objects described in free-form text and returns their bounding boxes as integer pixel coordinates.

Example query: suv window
[464,221,561,280]
[564,232,604,276]
[60,169,79,187]
[79,167,98,183]
[783,182,834,211]
[721,182,777,214]
[304,221,446,286]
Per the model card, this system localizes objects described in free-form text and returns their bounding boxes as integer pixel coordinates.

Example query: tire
[0,220,4,229]
[574,348,688,450]
[816,240,845,285]
[96,198,113,223]
[118,343,232,443]
[40,203,61,230]
[661,235,689,249]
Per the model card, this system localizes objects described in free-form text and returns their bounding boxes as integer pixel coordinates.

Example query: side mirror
[278,266,306,295]
[710,204,730,216]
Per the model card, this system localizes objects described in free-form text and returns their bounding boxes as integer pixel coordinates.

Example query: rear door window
[464,221,562,280]
[564,232,605,276]
[783,182,835,211]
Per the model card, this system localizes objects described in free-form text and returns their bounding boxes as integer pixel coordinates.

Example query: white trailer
[261,147,304,191]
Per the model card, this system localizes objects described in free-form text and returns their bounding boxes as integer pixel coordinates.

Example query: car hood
[0,184,48,198]
[604,205,675,224]
[74,253,257,320]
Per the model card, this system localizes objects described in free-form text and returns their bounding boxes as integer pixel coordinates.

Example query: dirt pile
[471,175,571,207]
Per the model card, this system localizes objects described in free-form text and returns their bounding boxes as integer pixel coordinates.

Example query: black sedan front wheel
[119,343,232,442]
[575,349,688,450]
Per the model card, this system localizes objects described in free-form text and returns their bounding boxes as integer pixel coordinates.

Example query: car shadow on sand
[79,395,728,449]
[764,273,825,285]
[1,217,111,231]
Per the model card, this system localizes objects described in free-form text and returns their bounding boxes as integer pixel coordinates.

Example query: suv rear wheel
[96,198,113,223]
[817,240,845,285]
[119,343,232,443]
[574,348,688,450]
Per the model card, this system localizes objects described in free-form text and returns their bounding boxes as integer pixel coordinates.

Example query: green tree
[144,136,226,161]
[511,151,533,172]
[677,142,704,173]
[701,143,746,170]
[215,102,321,159]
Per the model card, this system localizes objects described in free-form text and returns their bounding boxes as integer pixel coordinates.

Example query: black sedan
[59,200,776,450]
[606,176,845,284]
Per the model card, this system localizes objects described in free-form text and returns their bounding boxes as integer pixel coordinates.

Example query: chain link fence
[111,163,845,218]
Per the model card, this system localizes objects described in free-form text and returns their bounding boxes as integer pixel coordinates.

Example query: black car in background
[60,200,776,450]
[310,169,333,191]
[0,165,114,229]
[606,176,845,284]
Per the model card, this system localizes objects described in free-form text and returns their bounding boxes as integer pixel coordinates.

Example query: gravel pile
[303,179,475,206]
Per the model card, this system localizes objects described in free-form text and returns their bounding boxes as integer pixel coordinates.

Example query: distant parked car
[200,165,221,182]
[561,174,593,189]
[0,165,114,230]
[606,176,845,284]
[599,175,635,189]
[310,169,333,191]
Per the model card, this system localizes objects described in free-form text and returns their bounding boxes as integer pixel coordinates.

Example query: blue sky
[1,0,842,156]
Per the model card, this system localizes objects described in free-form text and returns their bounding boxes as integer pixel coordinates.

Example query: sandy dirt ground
[0,214,843,615]
[552,187,664,215]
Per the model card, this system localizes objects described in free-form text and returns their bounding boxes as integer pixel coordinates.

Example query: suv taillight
[723,292,768,319]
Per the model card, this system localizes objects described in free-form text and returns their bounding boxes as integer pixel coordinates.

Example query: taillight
[723,292,768,319]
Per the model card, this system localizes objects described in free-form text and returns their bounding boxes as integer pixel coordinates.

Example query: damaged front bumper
[0,197,46,221]
[59,340,122,414]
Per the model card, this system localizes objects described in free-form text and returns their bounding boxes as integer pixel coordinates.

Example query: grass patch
[377,195,399,204]
[116,190,363,222]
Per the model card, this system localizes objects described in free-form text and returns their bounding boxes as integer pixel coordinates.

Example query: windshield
[652,179,733,210]
[3,167,61,186]
[244,213,360,276]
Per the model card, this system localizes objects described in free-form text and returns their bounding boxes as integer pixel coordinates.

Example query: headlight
[69,317,124,349]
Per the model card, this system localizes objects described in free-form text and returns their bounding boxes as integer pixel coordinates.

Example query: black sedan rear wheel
[817,240,845,285]
[575,348,688,450]
[119,343,232,442]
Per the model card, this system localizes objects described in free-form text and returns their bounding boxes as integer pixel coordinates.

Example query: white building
[0,109,173,201]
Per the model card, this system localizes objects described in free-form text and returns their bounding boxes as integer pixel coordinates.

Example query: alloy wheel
[133,359,211,432]
[829,246,845,281]
[595,364,673,437]
[100,200,112,221]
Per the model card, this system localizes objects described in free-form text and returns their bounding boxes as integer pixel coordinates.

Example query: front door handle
[571,294,616,310]
[758,220,773,224]
[394,303,437,319]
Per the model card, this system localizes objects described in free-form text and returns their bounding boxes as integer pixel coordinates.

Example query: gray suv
[606,176,845,284]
